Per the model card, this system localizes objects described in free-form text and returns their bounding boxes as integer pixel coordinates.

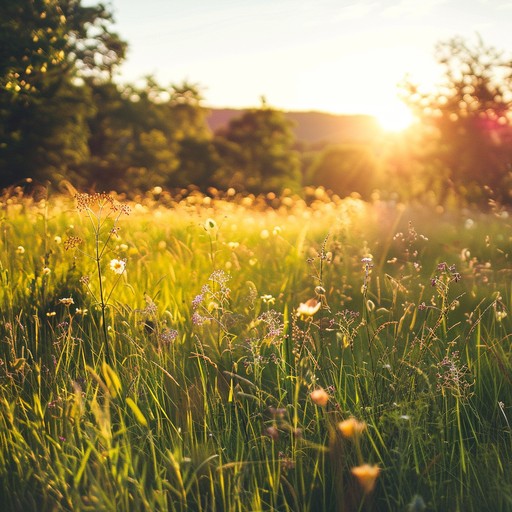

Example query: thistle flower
[296,298,321,320]
[351,464,380,493]
[110,259,126,275]
[310,388,329,407]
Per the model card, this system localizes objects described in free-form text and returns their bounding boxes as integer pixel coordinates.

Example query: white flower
[110,259,126,275]
[204,218,217,234]
[296,299,321,320]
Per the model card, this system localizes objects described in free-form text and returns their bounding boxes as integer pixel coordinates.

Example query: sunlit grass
[0,186,511,511]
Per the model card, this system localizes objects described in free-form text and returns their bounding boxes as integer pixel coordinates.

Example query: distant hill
[206,108,383,145]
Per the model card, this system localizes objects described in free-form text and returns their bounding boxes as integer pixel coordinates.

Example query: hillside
[206,108,383,145]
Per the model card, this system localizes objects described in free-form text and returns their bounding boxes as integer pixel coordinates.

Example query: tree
[0,0,126,188]
[402,36,512,204]
[82,78,216,192]
[308,143,379,198]
[213,101,302,193]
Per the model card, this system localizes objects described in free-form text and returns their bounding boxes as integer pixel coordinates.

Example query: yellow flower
[337,417,366,439]
[310,388,329,407]
[351,464,380,494]
[42,267,51,276]
[296,298,321,320]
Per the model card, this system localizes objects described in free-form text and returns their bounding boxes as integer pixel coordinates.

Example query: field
[0,186,511,511]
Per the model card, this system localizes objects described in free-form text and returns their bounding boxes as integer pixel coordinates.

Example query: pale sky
[100,0,512,128]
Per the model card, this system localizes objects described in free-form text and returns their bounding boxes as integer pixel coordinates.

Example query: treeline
[2,1,512,206]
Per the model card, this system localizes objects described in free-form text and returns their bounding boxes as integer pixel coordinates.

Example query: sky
[98,0,512,129]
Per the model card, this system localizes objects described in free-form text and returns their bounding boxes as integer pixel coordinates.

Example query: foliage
[213,100,302,193]
[1,188,512,511]
[0,0,126,188]
[402,36,512,205]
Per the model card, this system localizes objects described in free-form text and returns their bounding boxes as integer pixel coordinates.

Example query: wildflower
[265,426,279,441]
[46,311,56,317]
[296,298,321,320]
[54,236,62,244]
[16,246,25,254]
[159,329,178,345]
[42,267,51,276]
[204,218,217,234]
[310,388,329,407]
[75,308,88,316]
[59,297,74,306]
[337,417,366,439]
[261,294,276,305]
[192,293,204,310]
[110,259,126,275]
[192,312,207,326]
[351,464,380,493]
[227,241,239,250]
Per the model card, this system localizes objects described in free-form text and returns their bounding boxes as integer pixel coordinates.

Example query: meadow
[0,185,511,511]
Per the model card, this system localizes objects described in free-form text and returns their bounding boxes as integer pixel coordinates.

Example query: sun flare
[374,102,416,133]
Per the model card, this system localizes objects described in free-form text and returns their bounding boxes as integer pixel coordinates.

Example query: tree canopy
[402,36,512,204]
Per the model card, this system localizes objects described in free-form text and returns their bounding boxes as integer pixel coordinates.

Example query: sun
[374,101,416,133]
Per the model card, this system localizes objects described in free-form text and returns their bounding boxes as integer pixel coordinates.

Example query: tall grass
[0,186,511,511]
